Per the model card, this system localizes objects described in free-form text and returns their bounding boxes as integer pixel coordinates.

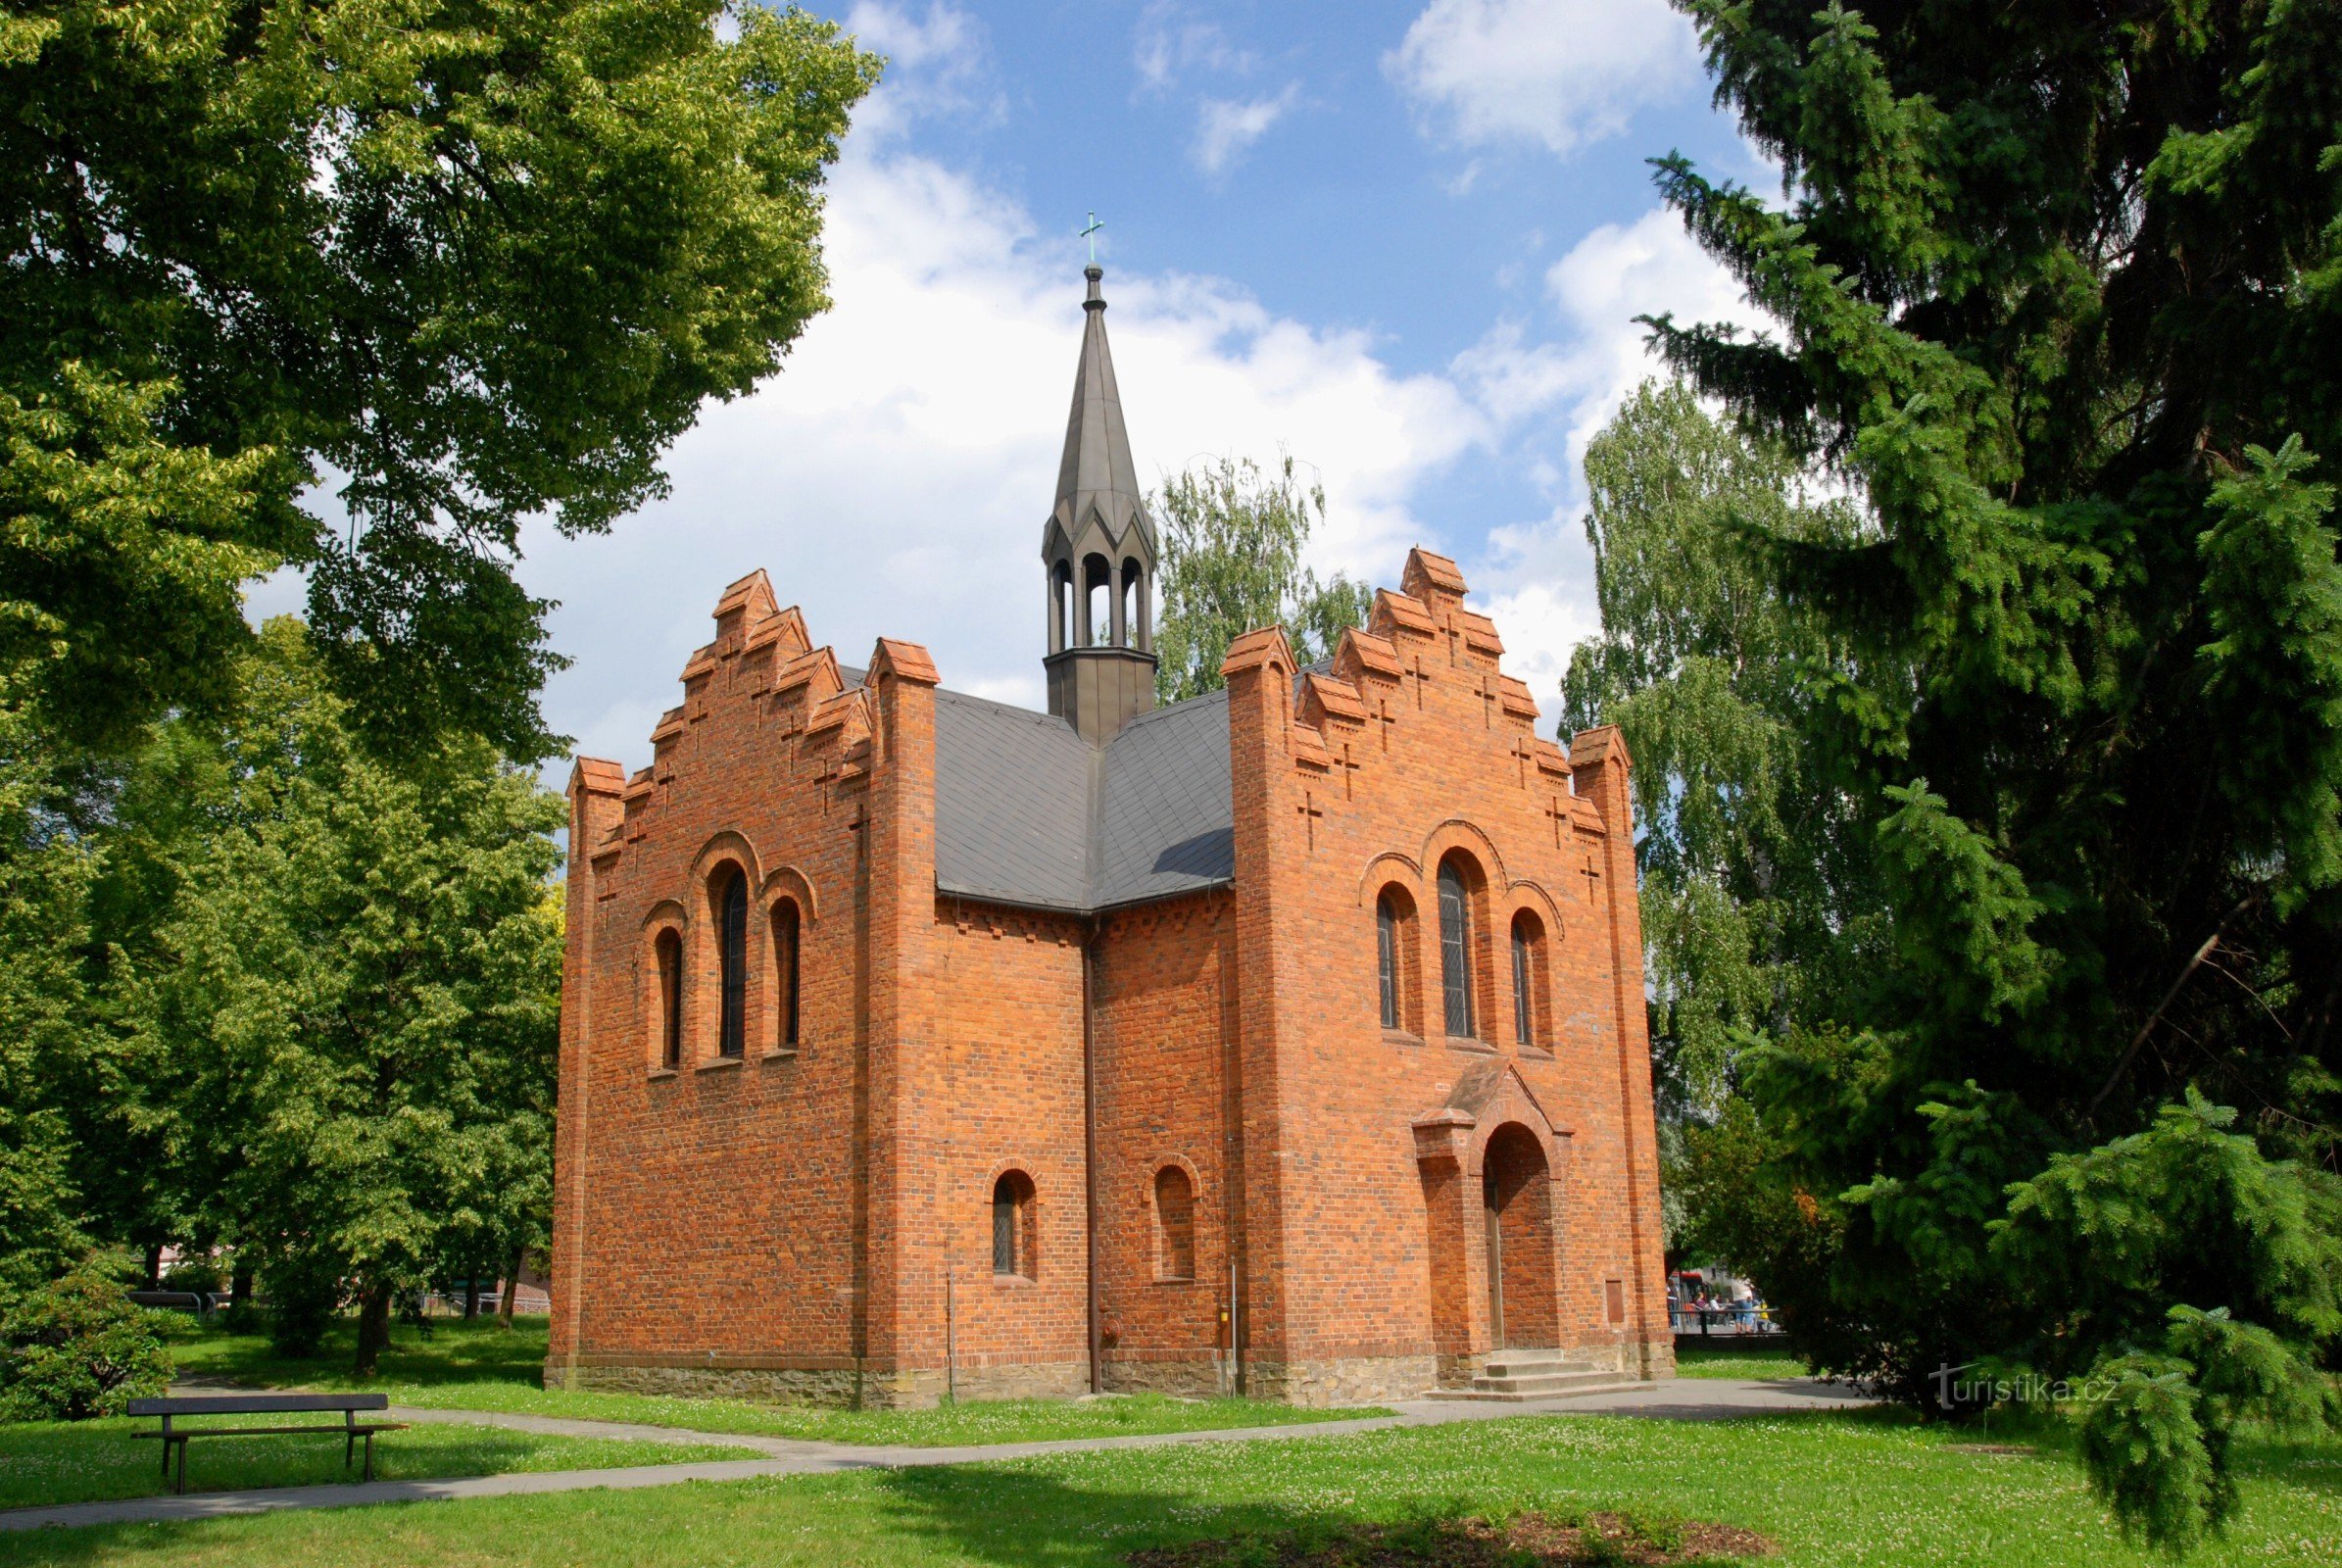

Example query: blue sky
[407,1,1779,768]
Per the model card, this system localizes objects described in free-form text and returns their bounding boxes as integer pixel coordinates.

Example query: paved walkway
[3,1378,1871,1534]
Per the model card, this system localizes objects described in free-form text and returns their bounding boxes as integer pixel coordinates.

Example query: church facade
[548,267,1673,1407]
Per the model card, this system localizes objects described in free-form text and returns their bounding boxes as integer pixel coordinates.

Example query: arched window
[772,900,801,1050]
[1154,1165,1195,1281]
[1511,909,1548,1049]
[1377,894,1400,1029]
[1374,884,1420,1035]
[1121,556,1147,650]
[1050,560,1073,654]
[655,928,683,1069]
[713,867,748,1059]
[992,1171,1036,1278]
[1083,554,1112,647]
[1439,858,1476,1040]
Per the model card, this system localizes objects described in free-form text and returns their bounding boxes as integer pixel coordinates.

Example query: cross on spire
[1079,211,1104,263]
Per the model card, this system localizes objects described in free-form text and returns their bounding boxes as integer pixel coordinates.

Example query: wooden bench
[124,1394,406,1494]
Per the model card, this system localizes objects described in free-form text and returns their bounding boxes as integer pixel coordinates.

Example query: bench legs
[174,1437,188,1495]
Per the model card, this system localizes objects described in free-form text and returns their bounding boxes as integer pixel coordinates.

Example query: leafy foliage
[0,702,95,1308]
[124,620,565,1374]
[1645,0,2342,1547]
[1152,453,1372,703]
[0,1253,171,1421]
[1,0,877,758]
[1563,381,1880,1115]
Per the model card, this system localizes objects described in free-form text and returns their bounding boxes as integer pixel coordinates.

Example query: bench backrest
[124,1393,390,1416]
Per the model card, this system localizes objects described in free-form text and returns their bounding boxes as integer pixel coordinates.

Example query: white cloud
[1134,3,1255,94]
[1451,207,1769,698]
[842,2,997,143]
[1193,84,1301,175]
[522,132,1484,768]
[844,0,975,69]
[1386,0,1701,159]
[1454,208,1762,474]
[1477,579,1602,705]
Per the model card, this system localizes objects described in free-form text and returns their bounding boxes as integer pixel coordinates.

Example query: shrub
[262,1253,345,1357]
[161,1256,223,1296]
[0,1255,173,1421]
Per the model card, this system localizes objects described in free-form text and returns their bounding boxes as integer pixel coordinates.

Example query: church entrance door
[1481,1123,1558,1350]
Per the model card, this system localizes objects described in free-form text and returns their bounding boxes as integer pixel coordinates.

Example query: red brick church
[549,266,1673,1406]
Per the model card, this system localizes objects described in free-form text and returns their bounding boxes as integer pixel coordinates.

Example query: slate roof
[931,686,1233,913]
[1045,267,1155,557]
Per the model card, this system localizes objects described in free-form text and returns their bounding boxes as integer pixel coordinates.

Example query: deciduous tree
[1151,453,1371,703]
[130,621,564,1375]
[2,0,877,758]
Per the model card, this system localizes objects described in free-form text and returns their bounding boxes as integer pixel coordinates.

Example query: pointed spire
[1048,267,1153,553]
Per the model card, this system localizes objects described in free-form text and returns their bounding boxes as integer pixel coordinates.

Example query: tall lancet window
[714,867,748,1059]
[1439,858,1475,1040]
[1377,894,1400,1030]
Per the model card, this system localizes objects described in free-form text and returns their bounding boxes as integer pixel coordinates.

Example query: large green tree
[1647,0,2342,1547]
[0,700,97,1307]
[1563,380,1879,1114]
[128,620,564,1374]
[1151,453,1373,704]
[2,0,876,758]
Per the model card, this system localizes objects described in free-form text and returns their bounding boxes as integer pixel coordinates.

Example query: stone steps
[1425,1352,1656,1403]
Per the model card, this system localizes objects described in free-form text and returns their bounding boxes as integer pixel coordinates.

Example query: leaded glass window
[716,869,748,1058]
[1377,895,1399,1029]
[1439,860,1474,1039]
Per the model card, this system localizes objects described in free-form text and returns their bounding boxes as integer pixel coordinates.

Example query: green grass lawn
[162,1316,1382,1446]
[1,1407,2333,1567]
[1671,1339,1809,1381]
[0,1417,748,1511]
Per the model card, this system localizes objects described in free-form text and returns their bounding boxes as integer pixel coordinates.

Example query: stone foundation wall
[941,1360,1091,1404]
[1100,1353,1236,1397]
[1243,1352,1438,1407]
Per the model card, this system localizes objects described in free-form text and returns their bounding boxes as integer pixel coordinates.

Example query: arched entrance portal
[1481,1123,1558,1349]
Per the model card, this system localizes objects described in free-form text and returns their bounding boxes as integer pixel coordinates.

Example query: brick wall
[550,548,1672,1410]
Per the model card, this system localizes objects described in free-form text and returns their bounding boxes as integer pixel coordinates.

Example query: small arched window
[1375,884,1420,1035]
[1439,858,1475,1040]
[1511,911,1537,1047]
[714,867,748,1059]
[1377,894,1400,1030]
[992,1171,1035,1278]
[772,900,801,1050]
[1083,554,1112,647]
[655,928,683,1069]
[1154,1166,1195,1281]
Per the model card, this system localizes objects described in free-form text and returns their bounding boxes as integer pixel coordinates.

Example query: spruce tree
[1649,1,2342,1548]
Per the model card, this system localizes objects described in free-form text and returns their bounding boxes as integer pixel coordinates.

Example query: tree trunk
[230,1264,253,1307]
[354,1282,395,1378]
[497,1246,524,1328]
[143,1244,164,1291]
[463,1277,481,1320]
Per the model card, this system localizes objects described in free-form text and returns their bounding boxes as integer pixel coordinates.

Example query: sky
[284,0,1781,771]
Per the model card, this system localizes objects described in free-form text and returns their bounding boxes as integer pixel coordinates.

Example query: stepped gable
[581,544,1608,911]
[575,573,903,868]
[1243,546,1600,838]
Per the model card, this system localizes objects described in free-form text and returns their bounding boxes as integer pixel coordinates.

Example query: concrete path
[3,1377,1871,1534]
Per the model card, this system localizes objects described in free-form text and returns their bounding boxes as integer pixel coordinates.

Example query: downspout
[1082,913,1102,1394]
[851,800,872,1408]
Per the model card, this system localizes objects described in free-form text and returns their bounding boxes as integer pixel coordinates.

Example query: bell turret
[1043,266,1158,744]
